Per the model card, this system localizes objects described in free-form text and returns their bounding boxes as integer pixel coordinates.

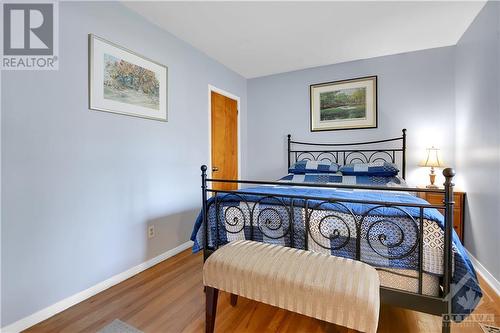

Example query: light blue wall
[1,2,246,326]
[455,1,500,281]
[247,47,456,187]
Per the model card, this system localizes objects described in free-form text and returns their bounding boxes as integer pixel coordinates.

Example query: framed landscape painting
[310,76,377,131]
[89,34,168,121]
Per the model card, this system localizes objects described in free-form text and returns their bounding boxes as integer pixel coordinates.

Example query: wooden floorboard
[24,249,500,333]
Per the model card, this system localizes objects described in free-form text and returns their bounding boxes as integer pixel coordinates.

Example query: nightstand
[417,188,466,242]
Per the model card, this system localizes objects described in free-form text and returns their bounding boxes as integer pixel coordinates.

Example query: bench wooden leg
[206,286,219,333]
[230,293,238,306]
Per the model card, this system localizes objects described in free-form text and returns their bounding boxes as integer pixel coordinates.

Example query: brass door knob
[212,166,219,172]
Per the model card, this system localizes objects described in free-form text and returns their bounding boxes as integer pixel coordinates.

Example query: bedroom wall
[455,1,500,281]
[1,1,247,327]
[247,46,456,186]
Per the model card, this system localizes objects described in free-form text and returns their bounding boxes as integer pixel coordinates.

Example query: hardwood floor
[25,249,499,333]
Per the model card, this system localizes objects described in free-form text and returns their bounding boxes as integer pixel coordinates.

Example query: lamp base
[428,167,437,188]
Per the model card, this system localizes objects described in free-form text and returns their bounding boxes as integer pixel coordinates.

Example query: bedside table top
[415,185,465,193]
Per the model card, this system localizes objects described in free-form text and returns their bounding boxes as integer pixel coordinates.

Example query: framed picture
[310,76,377,131]
[89,34,168,121]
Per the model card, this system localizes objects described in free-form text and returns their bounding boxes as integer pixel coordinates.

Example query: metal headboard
[287,128,407,179]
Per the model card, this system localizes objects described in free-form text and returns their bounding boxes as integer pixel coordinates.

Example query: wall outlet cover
[147,225,155,238]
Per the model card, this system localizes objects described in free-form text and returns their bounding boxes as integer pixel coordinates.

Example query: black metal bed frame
[287,128,407,179]
[201,129,455,333]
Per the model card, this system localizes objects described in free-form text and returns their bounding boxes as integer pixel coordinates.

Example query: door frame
[207,84,241,180]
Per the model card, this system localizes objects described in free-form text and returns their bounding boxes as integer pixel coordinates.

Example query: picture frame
[88,34,168,122]
[310,76,377,132]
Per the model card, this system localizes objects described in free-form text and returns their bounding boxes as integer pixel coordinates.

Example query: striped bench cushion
[203,240,380,333]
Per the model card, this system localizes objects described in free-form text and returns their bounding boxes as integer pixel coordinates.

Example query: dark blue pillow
[339,162,399,176]
[288,160,339,174]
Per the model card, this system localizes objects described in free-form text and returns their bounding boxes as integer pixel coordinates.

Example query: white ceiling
[124,1,485,79]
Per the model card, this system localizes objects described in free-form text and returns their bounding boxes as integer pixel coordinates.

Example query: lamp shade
[419,146,443,168]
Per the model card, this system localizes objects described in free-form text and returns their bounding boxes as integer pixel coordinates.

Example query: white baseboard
[1,241,193,333]
[465,249,500,296]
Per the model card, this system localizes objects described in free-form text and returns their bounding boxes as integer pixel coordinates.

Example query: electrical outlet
[148,225,155,239]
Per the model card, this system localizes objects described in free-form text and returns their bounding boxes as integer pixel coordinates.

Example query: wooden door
[211,91,238,191]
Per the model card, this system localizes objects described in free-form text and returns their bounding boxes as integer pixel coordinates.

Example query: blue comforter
[191,185,482,317]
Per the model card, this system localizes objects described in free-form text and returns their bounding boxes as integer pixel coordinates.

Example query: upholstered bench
[203,240,380,333]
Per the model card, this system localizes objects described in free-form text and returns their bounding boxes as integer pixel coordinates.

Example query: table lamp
[419,146,443,188]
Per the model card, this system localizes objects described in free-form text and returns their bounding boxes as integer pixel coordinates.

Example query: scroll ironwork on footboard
[200,165,457,333]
